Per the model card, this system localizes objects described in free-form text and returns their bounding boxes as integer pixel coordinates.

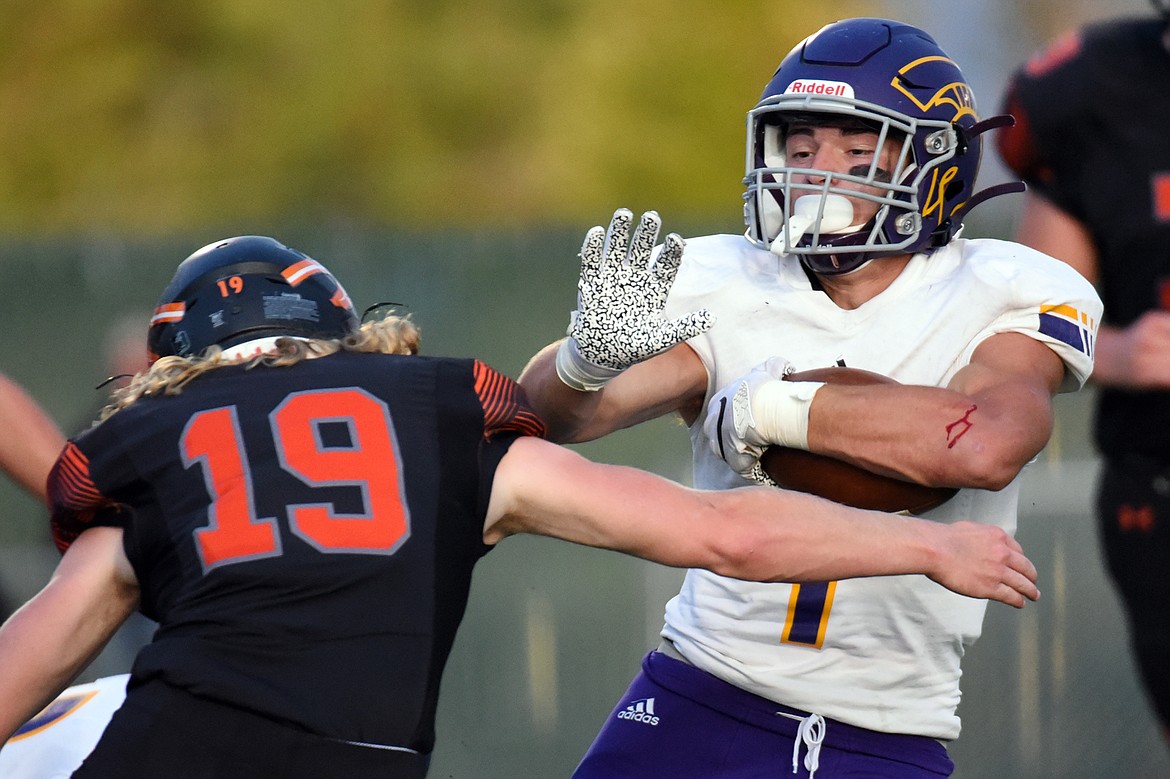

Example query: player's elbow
[688,495,777,581]
[938,438,1035,491]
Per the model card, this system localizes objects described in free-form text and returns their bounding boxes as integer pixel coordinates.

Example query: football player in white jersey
[520,17,1102,779]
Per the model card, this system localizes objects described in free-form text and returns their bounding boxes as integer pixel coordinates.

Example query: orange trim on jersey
[1152,173,1170,223]
[49,442,121,554]
[1024,30,1082,78]
[54,444,104,506]
[472,360,547,440]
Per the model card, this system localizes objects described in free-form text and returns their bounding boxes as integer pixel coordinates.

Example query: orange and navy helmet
[147,236,359,362]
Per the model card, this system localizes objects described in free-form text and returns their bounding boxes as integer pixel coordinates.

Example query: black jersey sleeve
[47,439,131,554]
[456,360,547,528]
[471,360,546,441]
[996,28,1091,214]
[997,20,1162,222]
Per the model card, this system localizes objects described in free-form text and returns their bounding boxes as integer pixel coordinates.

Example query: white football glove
[555,209,714,391]
[704,357,825,476]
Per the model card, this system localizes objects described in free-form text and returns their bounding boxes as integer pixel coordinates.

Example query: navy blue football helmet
[147,236,359,361]
[743,18,1014,274]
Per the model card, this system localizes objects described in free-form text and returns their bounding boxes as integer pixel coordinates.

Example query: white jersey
[660,234,1100,740]
[0,674,127,778]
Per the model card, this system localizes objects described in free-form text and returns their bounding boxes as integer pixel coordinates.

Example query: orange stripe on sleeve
[472,361,547,440]
[48,442,123,554]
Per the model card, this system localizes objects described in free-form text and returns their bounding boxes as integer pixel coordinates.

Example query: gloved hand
[555,209,713,391]
[704,357,824,476]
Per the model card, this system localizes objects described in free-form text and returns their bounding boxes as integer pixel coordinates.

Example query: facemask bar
[743,93,961,257]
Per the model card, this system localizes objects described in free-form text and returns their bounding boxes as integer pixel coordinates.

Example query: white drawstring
[777,711,826,778]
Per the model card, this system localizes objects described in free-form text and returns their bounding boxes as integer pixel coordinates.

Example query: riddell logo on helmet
[785,79,854,98]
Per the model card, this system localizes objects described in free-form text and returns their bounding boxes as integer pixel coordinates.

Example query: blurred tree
[0,0,871,234]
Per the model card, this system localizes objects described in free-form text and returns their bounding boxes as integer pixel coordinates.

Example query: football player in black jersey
[998,0,1170,748]
[0,236,1039,778]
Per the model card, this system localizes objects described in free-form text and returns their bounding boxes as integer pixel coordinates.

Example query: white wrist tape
[751,379,824,450]
[555,338,624,392]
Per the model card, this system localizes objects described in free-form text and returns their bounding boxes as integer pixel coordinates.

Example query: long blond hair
[99,314,420,421]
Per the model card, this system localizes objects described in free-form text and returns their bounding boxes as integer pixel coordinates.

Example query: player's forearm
[0,375,65,501]
[0,529,137,740]
[1087,325,1129,385]
[701,487,1038,607]
[518,341,607,443]
[808,381,1051,490]
[696,486,937,581]
[1087,321,1170,389]
[0,589,92,740]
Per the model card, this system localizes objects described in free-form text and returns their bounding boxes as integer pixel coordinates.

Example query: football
[759,367,958,514]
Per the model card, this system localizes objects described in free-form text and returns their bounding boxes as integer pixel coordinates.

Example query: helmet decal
[151,302,186,326]
[785,79,855,98]
[282,258,329,286]
[892,56,977,122]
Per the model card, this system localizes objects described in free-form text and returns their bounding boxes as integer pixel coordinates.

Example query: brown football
[759,367,958,514]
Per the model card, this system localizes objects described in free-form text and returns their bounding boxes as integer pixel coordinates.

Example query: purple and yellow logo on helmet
[891,56,977,123]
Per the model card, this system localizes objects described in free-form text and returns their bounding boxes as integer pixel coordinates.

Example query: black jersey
[47,352,545,754]
[998,18,1170,459]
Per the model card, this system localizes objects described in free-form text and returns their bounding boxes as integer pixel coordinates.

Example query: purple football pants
[573,650,954,779]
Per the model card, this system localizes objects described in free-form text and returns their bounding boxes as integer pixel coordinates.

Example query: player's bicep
[950,332,1064,447]
[484,437,597,546]
[484,437,693,563]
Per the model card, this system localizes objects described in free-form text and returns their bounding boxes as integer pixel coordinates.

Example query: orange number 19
[181,388,411,573]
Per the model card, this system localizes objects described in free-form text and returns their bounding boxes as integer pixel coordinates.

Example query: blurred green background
[1,1,1167,777]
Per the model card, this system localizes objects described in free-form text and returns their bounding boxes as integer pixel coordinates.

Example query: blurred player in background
[997,0,1170,747]
[520,17,1101,778]
[0,372,64,504]
[0,235,1040,779]
[0,369,64,608]
[0,369,63,623]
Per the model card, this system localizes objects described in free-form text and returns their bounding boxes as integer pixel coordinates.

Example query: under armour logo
[1117,504,1156,533]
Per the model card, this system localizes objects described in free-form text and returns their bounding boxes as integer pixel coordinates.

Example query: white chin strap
[770,194,855,257]
[221,336,308,360]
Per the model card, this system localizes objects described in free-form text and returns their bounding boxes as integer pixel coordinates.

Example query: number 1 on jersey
[780,581,837,649]
[183,406,281,571]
